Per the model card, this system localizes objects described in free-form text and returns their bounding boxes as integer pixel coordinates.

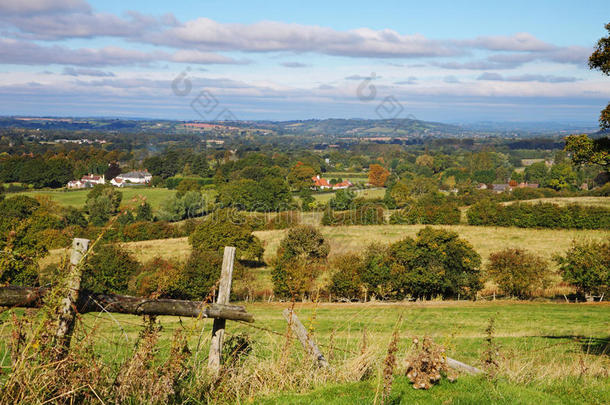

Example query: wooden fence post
[55,238,90,357]
[282,308,329,368]
[208,246,236,372]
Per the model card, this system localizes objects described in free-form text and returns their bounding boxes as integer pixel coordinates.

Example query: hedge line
[467,200,610,229]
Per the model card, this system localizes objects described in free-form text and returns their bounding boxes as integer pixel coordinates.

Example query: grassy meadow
[18,187,177,210]
[309,187,386,204]
[1,301,607,403]
[44,223,605,268]
[41,224,610,298]
[501,196,610,208]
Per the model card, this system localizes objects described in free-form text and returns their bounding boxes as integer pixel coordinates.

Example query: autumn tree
[287,162,316,190]
[589,22,610,129]
[368,164,390,187]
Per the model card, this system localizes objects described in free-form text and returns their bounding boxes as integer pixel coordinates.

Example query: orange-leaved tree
[369,164,390,187]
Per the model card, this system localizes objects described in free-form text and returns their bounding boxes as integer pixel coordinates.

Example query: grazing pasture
[1,301,607,403]
[17,187,178,210]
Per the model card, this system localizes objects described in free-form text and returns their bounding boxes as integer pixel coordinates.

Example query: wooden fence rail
[0,285,253,322]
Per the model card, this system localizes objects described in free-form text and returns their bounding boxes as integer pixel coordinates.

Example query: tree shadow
[537,335,609,356]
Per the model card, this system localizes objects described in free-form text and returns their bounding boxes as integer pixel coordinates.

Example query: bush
[135,201,153,222]
[171,250,244,300]
[264,211,300,230]
[0,195,39,231]
[329,189,356,210]
[329,253,363,301]
[277,225,330,261]
[189,209,264,261]
[272,225,330,299]
[389,194,460,225]
[386,227,483,300]
[467,200,610,229]
[359,244,393,299]
[82,244,141,294]
[35,228,72,250]
[176,178,201,197]
[322,204,386,226]
[63,207,88,227]
[128,257,182,298]
[555,241,610,300]
[119,221,178,242]
[487,249,551,298]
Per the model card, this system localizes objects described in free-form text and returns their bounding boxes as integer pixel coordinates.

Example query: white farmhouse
[112,170,152,186]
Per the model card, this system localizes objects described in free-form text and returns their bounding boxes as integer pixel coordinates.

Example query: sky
[0,0,609,123]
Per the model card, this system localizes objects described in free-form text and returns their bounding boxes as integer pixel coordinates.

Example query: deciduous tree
[369,164,390,187]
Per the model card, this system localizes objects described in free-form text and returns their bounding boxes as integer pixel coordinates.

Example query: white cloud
[0,0,90,15]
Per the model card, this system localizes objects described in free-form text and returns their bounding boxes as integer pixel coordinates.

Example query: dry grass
[254,224,610,267]
[499,196,610,208]
[41,224,608,299]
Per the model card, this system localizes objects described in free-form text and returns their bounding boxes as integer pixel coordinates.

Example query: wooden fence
[0,238,251,372]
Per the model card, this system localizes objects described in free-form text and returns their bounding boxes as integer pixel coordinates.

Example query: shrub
[486,249,551,298]
[329,189,356,210]
[322,204,386,226]
[86,195,114,226]
[35,228,72,250]
[86,185,122,212]
[63,206,88,227]
[387,227,483,300]
[82,244,141,294]
[277,225,330,261]
[171,249,244,300]
[189,209,264,261]
[128,257,182,298]
[359,244,393,299]
[272,225,330,299]
[135,201,153,222]
[217,177,292,212]
[467,200,610,229]
[0,195,39,232]
[265,211,300,230]
[555,240,610,300]
[329,253,363,301]
[389,194,460,225]
[178,218,201,236]
[119,221,178,242]
[176,178,201,197]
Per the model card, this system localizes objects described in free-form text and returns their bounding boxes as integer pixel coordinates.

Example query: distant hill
[226,118,466,138]
[0,116,594,138]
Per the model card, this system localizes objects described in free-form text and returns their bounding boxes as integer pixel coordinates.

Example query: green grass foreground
[2,301,607,404]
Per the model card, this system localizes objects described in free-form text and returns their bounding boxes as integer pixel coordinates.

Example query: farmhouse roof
[119,171,149,179]
[312,175,331,188]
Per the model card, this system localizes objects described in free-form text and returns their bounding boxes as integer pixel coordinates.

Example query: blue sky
[0,0,608,123]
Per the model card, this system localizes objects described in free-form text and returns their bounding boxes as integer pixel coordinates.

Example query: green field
[312,187,386,203]
[17,187,176,210]
[17,187,216,211]
[2,301,607,403]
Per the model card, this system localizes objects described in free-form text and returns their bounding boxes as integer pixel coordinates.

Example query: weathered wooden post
[55,238,90,357]
[208,246,236,372]
[282,308,329,368]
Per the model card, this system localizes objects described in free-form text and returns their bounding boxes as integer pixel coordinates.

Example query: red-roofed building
[312,175,331,189]
[67,174,105,188]
[332,180,353,190]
